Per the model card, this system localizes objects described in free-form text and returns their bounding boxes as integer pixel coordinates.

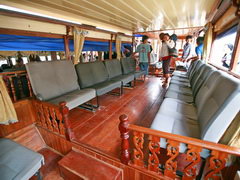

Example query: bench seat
[48,88,96,110]
[0,138,44,180]
[104,59,134,86]
[75,61,122,98]
[151,60,240,144]
[26,60,96,110]
[90,80,122,96]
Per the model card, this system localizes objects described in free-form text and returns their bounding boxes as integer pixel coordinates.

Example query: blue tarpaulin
[0,34,65,51]
[0,34,131,52]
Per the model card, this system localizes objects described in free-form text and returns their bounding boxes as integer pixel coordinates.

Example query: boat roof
[0,0,218,34]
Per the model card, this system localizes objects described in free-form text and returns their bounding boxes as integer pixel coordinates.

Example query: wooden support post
[132,35,135,53]
[26,74,33,97]
[9,77,17,102]
[59,102,75,141]
[119,114,130,165]
[230,21,240,71]
[50,51,57,61]
[109,34,113,59]
[64,35,70,60]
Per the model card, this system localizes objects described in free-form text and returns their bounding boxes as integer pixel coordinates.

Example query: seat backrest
[104,59,122,79]
[197,72,240,142]
[121,57,135,74]
[26,60,80,101]
[191,65,215,99]
[188,60,203,80]
[75,61,108,88]
[187,60,202,77]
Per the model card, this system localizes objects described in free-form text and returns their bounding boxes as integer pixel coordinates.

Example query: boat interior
[0,0,240,179]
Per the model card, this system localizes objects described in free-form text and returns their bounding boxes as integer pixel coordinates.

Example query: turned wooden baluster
[56,110,65,136]
[204,151,228,180]
[39,104,47,128]
[26,74,33,97]
[119,114,130,165]
[3,76,12,100]
[59,102,75,141]
[34,102,42,126]
[49,107,60,133]
[148,135,160,173]
[164,139,180,178]
[43,106,53,131]
[133,131,144,167]
[183,145,202,180]
[9,76,17,102]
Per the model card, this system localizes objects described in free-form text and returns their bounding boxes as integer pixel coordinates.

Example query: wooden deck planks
[69,77,166,158]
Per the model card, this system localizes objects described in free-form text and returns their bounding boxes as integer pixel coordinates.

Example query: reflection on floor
[30,148,63,180]
[69,77,166,158]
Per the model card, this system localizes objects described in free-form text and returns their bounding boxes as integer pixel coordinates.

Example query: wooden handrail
[33,100,75,141]
[0,70,27,75]
[119,114,240,179]
[1,70,33,102]
[129,124,240,156]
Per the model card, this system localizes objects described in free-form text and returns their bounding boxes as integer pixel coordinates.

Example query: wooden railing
[119,114,240,179]
[1,71,33,102]
[33,100,75,141]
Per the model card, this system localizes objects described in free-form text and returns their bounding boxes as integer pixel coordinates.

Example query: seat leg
[35,170,42,180]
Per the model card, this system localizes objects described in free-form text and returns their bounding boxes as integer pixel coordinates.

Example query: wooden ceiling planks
[0,0,218,32]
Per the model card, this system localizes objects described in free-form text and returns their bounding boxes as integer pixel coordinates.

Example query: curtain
[116,35,122,60]
[0,76,18,125]
[203,23,213,62]
[73,27,88,64]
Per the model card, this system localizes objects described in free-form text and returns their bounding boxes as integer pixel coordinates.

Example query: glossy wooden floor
[69,77,166,158]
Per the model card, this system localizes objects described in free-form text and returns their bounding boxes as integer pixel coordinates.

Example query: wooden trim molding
[0,9,132,37]
[230,21,240,71]
[208,62,240,78]
[0,27,64,38]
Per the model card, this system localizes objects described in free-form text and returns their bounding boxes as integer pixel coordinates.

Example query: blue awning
[0,34,132,52]
[0,34,65,51]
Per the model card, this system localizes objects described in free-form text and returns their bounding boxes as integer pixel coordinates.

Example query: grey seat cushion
[90,80,121,96]
[26,60,80,101]
[167,83,192,95]
[48,88,96,110]
[0,138,44,180]
[134,70,145,79]
[165,90,193,103]
[111,74,134,85]
[151,110,200,139]
[197,73,240,142]
[104,59,122,78]
[121,57,136,75]
[75,61,109,88]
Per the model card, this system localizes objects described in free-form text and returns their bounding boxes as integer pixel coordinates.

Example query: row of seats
[151,60,240,145]
[26,58,145,110]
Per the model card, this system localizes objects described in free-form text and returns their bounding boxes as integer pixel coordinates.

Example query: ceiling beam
[0,9,132,37]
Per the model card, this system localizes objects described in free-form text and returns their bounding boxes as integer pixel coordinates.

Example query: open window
[210,25,238,69]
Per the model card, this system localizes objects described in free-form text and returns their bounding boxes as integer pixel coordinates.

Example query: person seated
[221,44,233,68]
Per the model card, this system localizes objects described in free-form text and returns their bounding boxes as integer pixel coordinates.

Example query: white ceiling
[0,0,217,33]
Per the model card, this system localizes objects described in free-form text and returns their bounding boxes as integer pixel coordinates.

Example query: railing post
[119,114,130,165]
[59,102,75,141]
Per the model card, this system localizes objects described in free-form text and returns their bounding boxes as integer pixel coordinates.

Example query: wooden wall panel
[38,127,72,155]
[0,99,36,137]
[72,144,161,180]
[5,124,45,152]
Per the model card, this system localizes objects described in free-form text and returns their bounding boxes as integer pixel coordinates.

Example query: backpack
[168,41,178,57]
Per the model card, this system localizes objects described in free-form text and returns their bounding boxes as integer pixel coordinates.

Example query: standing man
[132,35,151,75]
[182,35,193,60]
[159,33,175,86]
